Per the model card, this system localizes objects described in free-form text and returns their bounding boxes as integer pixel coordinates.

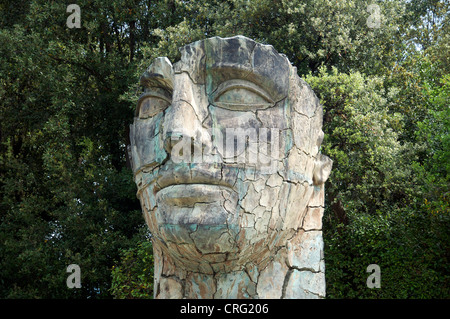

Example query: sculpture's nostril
[163,131,183,154]
[164,131,211,164]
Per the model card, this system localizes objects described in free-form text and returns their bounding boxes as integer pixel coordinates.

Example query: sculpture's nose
[163,101,207,155]
[163,72,211,161]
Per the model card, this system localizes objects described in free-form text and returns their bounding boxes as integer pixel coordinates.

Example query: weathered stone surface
[129,35,332,299]
[215,271,256,299]
[259,185,280,208]
[241,183,260,213]
[251,43,290,101]
[313,153,333,186]
[175,40,206,84]
[287,230,324,272]
[256,260,288,298]
[291,113,311,153]
[129,112,166,172]
[140,56,174,91]
[284,182,313,231]
[185,273,216,299]
[284,270,326,299]
[303,206,324,230]
[157,277,183,299]
[309,185,325,207]
[190,224,238,254]
[266,173,283,187]
[287,148,311,183]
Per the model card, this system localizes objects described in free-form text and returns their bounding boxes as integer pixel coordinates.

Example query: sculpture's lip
[152,163,236,194]
[155,183,233,208]
[154,179,233,194]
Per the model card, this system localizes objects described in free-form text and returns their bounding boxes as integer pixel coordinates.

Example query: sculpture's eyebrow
[209,65,277,100]
[140,72,173,93]
[140,57,174,93]
[199,38,289,101]
[213,78,274,103]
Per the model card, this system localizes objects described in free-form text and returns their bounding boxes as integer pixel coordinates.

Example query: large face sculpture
[129,36,332,278]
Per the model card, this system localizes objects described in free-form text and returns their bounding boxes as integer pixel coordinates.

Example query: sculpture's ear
[313,153,333,186]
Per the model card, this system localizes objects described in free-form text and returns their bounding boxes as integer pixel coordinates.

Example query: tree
[306,64,449,298]
[138,0,407,76]
[110,240,154,299]
[0,0,159,298]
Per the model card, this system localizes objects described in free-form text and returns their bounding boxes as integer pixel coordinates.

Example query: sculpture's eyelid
[137,91,172,105]
[213,79,274,104]
[136,90,172,117]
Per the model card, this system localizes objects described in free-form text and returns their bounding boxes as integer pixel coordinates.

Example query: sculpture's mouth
[154,179,233,194]
[155,183,232,207]
[152,162,237,195]
[149,162,238,210]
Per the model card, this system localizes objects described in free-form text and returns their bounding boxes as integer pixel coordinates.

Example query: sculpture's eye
[213,80,274,111]
[137,92,171,119]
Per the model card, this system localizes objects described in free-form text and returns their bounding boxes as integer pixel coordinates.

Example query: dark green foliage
[110,240,154,299]
[0,1,148,298]
[0,0,448,298]
[308,60,449,299]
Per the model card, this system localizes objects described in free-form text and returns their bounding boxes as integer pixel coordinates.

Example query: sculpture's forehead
[138,36,324,139]
[173,36,291,101]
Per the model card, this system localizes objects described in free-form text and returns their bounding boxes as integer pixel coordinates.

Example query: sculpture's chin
[143,179,311,274]
[147,183,240,272]
[154,220,283,274]
[155,184,238,225]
